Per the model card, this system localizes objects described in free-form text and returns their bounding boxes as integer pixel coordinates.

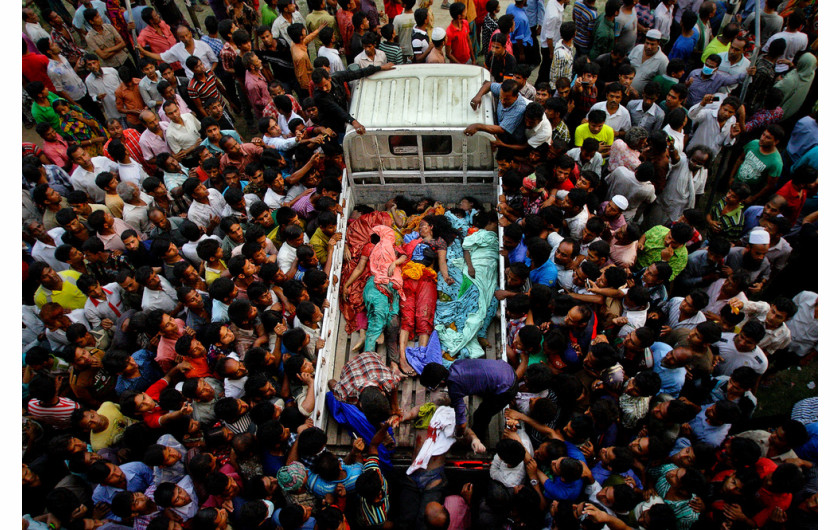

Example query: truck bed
[324,316,505,464]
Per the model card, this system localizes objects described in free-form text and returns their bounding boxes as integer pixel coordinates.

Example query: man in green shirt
[700,22,739,63]
[262,0,280,26]
[637,223,694,281]
[589,0,621,59]
[26,82,65,131]
[729,125,784,205]
[574,109,615,154]
[305,0,338,52]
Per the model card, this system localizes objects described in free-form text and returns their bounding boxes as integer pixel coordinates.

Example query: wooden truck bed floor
[324,316,504,464]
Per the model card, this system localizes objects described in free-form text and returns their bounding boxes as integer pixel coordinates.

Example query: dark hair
[419,362,449,389]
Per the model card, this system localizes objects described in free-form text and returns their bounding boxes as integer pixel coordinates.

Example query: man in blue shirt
[651,342,691,396]
[466,79,529,144]
[528,238,558,287]
[420,359,516,442]
[506,0,533,62]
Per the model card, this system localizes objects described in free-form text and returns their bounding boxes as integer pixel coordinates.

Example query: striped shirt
[359,456,389,526]
[378,41,404,64]
[572,1,598,50]
[200,35,224,58]
[655,464,700,530]
[27,397,80,429]
[187,73,223,105]
[708,200,744,242]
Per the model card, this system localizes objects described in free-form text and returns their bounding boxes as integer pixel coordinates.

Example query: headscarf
[369,224,405,300]
[775,53,817,118]
[276,462,307,491]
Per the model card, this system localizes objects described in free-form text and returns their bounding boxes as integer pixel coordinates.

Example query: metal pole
[739,0,762,101]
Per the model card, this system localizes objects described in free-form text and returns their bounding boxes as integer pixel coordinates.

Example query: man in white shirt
[524,102,552,148]
[538,0,568,84]
[162,101,202,158]
[139,25,218,79]
[716,36,751,94]
[43,41,89,108]
[686,94,741,157]
[139,268,178,312]
[652,0,674,44]
[714,323,768,377]
[761,10,808,62]
[84,55,122,121]
[354,33,388,67]
[68,145,119,203]
[317,28,345,72]
[79,278,124,329]
[221,353,249,399]
[589,82,632,135]
[28,223,69,272]
[628,30,668,92]
[260,117,299,152]
[183,178,231,231]
[604,162,656,221]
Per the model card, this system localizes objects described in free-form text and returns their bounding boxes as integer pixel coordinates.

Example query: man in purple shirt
[420,359,516,442]
[685,54,749,107]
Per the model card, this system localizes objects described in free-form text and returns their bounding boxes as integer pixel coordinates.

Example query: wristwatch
[530,479,539,487]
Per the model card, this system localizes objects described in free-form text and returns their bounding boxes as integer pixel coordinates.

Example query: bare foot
[399,359,417,377]
[478,337,491,350]
[376,333,385,345]
[389,362,405,382]
[352,330,366,352]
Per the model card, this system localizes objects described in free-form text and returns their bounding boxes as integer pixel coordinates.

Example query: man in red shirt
[776,166,817,223]
[445,2,474,64]
[23,40,57,92]
[118,362,193,428]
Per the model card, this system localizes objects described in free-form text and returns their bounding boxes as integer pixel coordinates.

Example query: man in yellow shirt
[700,22,739,63]
[31,262,87,310]
[574,109,615,155]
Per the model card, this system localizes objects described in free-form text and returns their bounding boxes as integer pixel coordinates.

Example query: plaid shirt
[220,42,239,75]
[201,35,224,58]
[709,200,745,242]
[332,351,398,404]
[744,107,784,133]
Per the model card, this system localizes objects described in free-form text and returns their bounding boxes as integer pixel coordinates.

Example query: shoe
[192,4,205,11]
[440,1,450,8]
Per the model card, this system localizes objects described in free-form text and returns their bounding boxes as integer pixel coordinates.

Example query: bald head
[424,502,450,529]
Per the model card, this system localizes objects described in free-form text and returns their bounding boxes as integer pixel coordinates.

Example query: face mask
[702,66,715,76]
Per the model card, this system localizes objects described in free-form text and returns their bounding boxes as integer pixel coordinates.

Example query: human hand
[299,372,314,386]
[274,321,288,336]
[471,436,486,453]
[689,497,705,513]
[297,418,314,433]
[467,265,475,278]
[660,246,675,261]
[335,483,347,497]
[381,62,396,71]
[659,325,672,336]
[101,318,114,330]
[352,437,366,452]
[461,483,474,503]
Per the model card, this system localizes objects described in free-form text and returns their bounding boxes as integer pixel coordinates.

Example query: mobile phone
[712,96,720,102]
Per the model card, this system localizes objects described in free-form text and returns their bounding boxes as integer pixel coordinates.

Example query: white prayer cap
[611,195,629,210]
[432,27,446,41]
[748,228,771,245]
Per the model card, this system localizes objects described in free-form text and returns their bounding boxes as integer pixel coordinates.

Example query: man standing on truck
[420,359,517,442]
[311,63,395,141]
[464,78,528,145]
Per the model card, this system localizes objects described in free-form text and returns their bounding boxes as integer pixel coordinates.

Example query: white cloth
[628,44,668,92]
[567,148,603,174]
[656,154,695,224]
[26,21,51,43]
[662,124,684,153]
[160,41,218,79]
[489,454,526,488]
[85,68,122,120]
[653,3,673,41]
[354,48,388,68]
[122,202,151,233]
[264,187,288,209]
[407,406,457,475]
[741,300,791,355]
[704,278,748,315]
[589,102,632,133]
[70,157,119,203]
[277,242,298,274]
[277,111,303,137]
[263,134,298,152]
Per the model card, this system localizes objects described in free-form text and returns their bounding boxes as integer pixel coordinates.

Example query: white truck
[307,64,511,464]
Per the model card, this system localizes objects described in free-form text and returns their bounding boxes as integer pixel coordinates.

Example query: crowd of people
[21,0,818,528]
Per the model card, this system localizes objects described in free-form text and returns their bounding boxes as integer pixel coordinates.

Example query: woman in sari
[52,99,108,156]
[396,215,458,376]
[340,206,405,351]
[435,211,500,362]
